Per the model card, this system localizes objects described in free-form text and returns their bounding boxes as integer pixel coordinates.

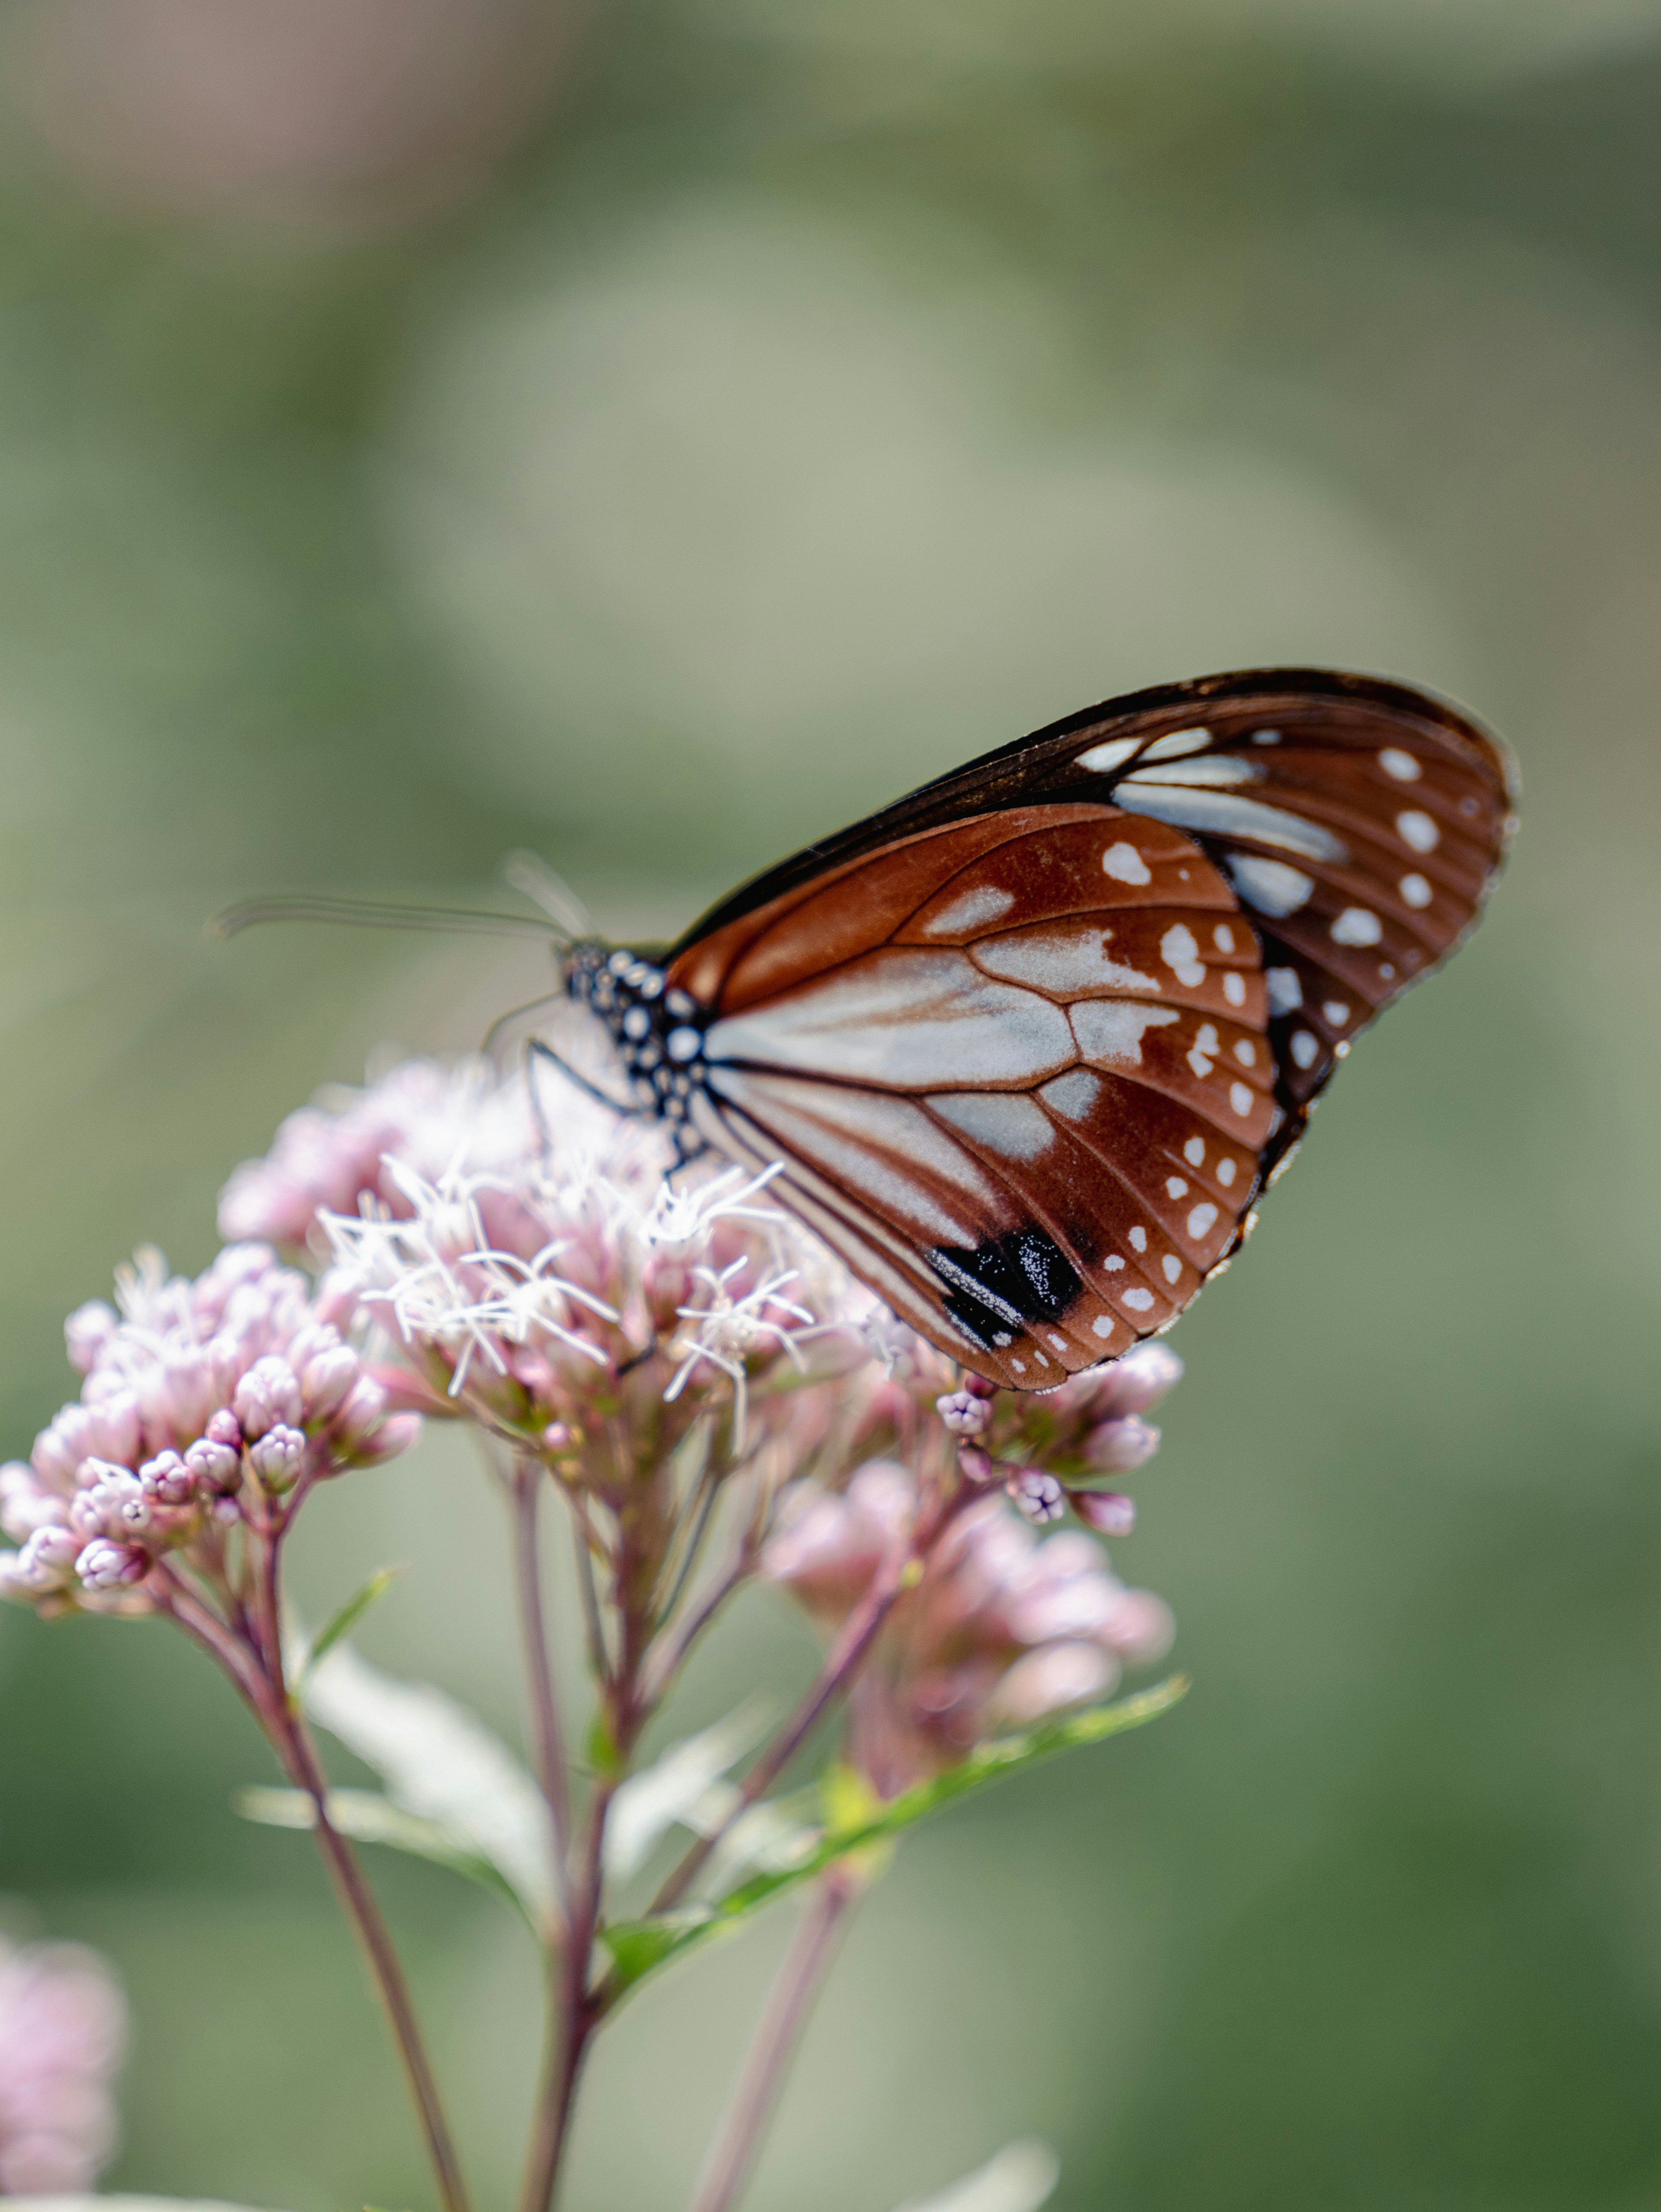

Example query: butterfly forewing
[574,668,1512,1390]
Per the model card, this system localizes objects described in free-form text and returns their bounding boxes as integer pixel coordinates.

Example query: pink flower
[763,1461,1174,1797]
[0,1242,420,1613]
[0,1938,124,2194]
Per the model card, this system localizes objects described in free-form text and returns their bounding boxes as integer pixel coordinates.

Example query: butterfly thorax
[566,941,709,1145]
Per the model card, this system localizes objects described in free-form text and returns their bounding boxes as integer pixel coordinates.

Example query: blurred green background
[0,0,1658,2206]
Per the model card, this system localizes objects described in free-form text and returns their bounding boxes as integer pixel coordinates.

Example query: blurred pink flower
[0,1937,124,2195]
[763,1460,1174,1798]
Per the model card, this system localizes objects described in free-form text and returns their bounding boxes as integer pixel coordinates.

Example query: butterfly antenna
[500,852,594,940]
[206,893,571,944]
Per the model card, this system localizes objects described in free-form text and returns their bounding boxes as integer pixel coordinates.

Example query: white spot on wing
[1128,1226,1148,1252]
[1251,728,1281,744]
[1075,736,1143,774]
[1123,757,1258,788]
[1222,972,1246,1007]
[1399,873,1433,909]
[1092,1314,1116,1338]
[1379,747,1421,781]
[975,922,1158,996]
[1101,841,1152,886]
[1165,1176,1188,1198]
[1396,809,1439,853]
[1160,923,1206,988]
[1040,1069,1102,1120]
[1187,1202,1218,1239]
[920,884,1016,936]
[1212,924,1236,953]
[1265,966,1302,1015]
[1162,1254,1183,1284]
[1229,1081,1253,1116]
[1322,1000,1351,1026]
[1187,1021,1220,1078]
[1227,855,1315,917]
[1118,786,1345,860]
[1291,1029,1319,1069]
[1216,1157,1238,1187]
[1122,1287,1155,1311]
[1331,907,1383,946]
[1070,1000,1180,1068]
[1183,1136,1206,1165]
[1233,1039,1257,1066]
[1142,726,1212,760]
[1104,1255,1125,1271]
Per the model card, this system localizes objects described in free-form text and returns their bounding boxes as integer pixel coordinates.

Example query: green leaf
[302,1643,557,1928]
[293,1565,407,1690]
[891,2141,1060,2212]
[605,1700,771,1880]
[234,1786,530,1921]
[598,1675,1187,2001]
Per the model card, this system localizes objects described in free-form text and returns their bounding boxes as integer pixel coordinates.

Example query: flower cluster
[0,1937,125,2194]
[0,1242,419,1611]
[229,1056,883,1490]
[763,1455,1174,1798]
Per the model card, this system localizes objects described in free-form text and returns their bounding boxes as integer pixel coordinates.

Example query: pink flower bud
[962,1373,997,1399]
[248,1425,306,1489]
[301,1343,360,1421]
[184,1436,241,1495]
[233,1357,302,1439]
[1008,1469,1066,1525]
[332,1375,388,1447]
[211,1495,242,1525]
[957,1443,997,1486]
[542,1422,571,1450]
[74,1539,148,1592]
[1069,1489,1135,1537]
[1094,1342,1182,1418]
[936,1391,993,1438]
[312,1269,365,1331]
[63,1301,118,1376]
[15,1525,81,1590]
[1083,1414,1161,1473]
[88,1392,141,1469]
[205,1408,243,1447]
[139,1452,195,1508]
[345,1410,422,1467]
[991,1641,1117,1727]
[1098,1588,1175,1665]
[0,1465,67,1542]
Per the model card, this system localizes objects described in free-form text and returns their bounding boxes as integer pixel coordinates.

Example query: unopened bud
[313,1269,365,1331]
[962,1373,998,1400]
[140,1450,196,1507]
[211,1495,242,1525]
[1008,1469,1066,1525]
[21,1525,80,1584]
[64,1300,119,1375]
[936,1390,992,1438]
[542,1422,571,1451]
[184,1436,242,1495]
[956,1443,997,1486]
[75,1538,148,1592]
[333,1375,388,1447]
[1069,1489,1135,1536]
[1083,1414,1161,1473]
[248,1425,306,1489]
[993,1641,1116,1726]
[301,1344,360,1421]
[344,1410,422,1468]
[1099,1588,1176,1665]
[204,1409,243,1448]
[1097,1341,1182,1418]
[233,1357,302,1439]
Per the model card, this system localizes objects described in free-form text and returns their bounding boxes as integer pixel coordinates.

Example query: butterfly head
[566,940,709,1149]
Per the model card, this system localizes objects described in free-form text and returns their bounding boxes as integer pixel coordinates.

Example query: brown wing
[667,803,1272,1388]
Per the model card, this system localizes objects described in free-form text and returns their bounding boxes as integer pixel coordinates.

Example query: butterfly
[564,667,1515,1391]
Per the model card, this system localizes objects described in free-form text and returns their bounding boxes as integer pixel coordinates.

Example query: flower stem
[685,1866,862,2212]
[513,1460,573,1922]
[648,1489,968,1918]
[157,1559,474,2212]
[519,1776,616,2212]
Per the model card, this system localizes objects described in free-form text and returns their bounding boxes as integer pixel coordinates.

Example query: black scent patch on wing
[928,1226,1084,1347]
